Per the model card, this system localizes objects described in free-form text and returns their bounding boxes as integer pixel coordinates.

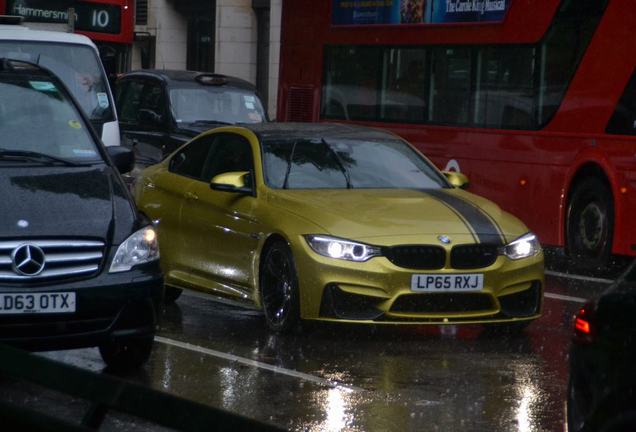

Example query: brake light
[573,304,595,343]
[575,315,591,334]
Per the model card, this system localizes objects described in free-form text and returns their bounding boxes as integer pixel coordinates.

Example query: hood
[268,188,525,245]
[0,165,126,241]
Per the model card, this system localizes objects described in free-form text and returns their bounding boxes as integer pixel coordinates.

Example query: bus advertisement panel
[278,0,636,265]
[332,0,510,25]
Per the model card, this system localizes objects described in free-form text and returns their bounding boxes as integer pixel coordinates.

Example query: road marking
[154,336,363,393]
[545,270,613,285]
[544,292,587,304]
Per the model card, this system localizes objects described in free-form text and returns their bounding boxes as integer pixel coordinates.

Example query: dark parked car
[0,58,163,370]
[115,69,267,170]
[567,260,636,432]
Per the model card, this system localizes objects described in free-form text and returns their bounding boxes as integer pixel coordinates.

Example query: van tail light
[573,303,596,344]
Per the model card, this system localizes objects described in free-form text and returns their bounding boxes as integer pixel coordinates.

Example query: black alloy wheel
[259,240,300,333]
[99,336,154,371]
[566,177,614,267]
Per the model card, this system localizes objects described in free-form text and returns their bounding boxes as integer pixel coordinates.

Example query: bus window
[475,46,536,130]
[606,69,636,135]
[323,46,381,121]
[538,0,608,124]
[381,48,428,123]
[430,47,471,125]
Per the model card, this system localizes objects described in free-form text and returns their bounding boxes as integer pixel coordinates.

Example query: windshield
[262,137,448,189]
[0,75,100,161]
[0,42,114,123]
[169,86,266,125]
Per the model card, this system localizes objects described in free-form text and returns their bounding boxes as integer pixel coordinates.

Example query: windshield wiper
[189,120,234,126]
[321,139,352,189]
[282,141,297,190]
[0,149,83,167]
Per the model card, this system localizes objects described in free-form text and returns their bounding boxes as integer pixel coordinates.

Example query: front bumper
[293,239,544,325]
[0,262,163,351]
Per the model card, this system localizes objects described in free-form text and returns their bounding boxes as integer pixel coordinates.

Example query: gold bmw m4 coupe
[135,123,544,333]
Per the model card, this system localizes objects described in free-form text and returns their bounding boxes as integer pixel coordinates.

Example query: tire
[164,286,183,304]
[99,336,154,371]
[566,177,614,267]
[259,240,301,334]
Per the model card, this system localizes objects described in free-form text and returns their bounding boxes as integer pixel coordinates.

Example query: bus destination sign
[333,0,510,25]
[8,0,121,34]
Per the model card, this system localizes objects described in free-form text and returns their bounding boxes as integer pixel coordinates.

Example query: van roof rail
[0,15,25,25]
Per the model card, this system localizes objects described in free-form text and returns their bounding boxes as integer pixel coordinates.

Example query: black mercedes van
[0,58,163,370]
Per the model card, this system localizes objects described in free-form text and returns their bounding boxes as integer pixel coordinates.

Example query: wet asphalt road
[2,262,621,432]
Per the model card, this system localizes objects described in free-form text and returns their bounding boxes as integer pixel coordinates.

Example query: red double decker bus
[0,0,134,74]
[277,0,636,265]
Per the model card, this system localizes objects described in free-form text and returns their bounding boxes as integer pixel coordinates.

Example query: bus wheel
[566,177,614,267]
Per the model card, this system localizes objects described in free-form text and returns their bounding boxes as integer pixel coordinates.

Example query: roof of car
[238,122,403,143]
[119,69,257,91]
[0,25,96,46]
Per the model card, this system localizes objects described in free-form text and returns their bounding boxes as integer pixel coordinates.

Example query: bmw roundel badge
[438,235,451,244]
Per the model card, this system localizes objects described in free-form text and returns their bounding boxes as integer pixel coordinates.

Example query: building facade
[132,0,281,117]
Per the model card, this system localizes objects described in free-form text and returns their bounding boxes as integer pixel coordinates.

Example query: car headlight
[109,226,160,272]
[501,232,540,260]
[305,235,381,262]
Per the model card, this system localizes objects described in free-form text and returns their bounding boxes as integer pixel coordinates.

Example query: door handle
[143,180,155,189]
[184,191,199,201]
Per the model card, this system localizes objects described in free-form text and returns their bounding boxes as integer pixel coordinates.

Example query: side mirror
[107,146,135,174]
[210,171,253,195]
[138,109,163,125]
[443,171,470,189]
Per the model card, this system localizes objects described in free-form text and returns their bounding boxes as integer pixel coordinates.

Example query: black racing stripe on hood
[425,189,505,245]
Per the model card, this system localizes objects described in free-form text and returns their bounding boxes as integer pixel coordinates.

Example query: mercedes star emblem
[11,244,46,276]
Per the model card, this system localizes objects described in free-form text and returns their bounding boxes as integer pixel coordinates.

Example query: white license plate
[411,274,484,292]
[0,292,76,314]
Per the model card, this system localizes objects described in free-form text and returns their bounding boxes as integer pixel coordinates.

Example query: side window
[537,0,608,125]
[322,46,381,121]
[606,69,636,135]
[117,80,144,124]
[381,47,428,123]
[430,47,472,125]
[169,136,215,180]
[475,46,536,129]
[201,134,254,182]
[139,81,165,117]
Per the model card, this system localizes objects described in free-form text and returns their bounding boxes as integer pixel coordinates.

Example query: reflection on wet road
[26,273,611,431]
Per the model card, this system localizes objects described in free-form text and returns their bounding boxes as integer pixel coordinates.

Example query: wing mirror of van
[107,146,135,174]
